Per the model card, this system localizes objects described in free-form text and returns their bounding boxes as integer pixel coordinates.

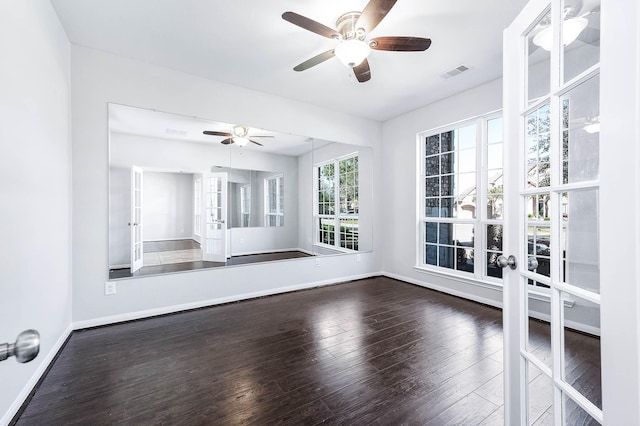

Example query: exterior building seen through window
[420,114,504,280]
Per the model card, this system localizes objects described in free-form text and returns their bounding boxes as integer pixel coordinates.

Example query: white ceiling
[51,0,528,122]
[109,103,328,156]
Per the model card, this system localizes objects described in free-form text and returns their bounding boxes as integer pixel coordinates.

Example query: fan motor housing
[336,11,366,40]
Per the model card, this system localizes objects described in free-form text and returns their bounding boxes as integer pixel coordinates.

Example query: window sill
[412,265,503,292]
[412,265,575,307]
[313,243,357,254]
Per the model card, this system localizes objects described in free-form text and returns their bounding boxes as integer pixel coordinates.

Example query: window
[240,184,251,227]
[316,155,359,251]
[264,174,284,227]
[419,114,504,280]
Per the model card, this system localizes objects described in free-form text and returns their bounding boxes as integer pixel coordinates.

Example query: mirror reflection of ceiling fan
[203,125,273,147]
[282,0,431,83]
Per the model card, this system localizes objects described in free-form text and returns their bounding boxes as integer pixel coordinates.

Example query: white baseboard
[144,237,195,242]
[73,271,382,330]
[383,271,601,337]
[1,324,73,426]
[109,263,130,270]
[229,247,302,257]
[383,271,503,310]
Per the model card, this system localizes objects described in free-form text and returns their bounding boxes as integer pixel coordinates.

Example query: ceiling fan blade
[370,36,432,51]
[203,130,231,137]
[282,12,340,39]
[250,135,274,138]
[249,139,264,146]
[357,0,398,33]
[353,58,371,83]
[293,49,335,71]
[220,138,233,145]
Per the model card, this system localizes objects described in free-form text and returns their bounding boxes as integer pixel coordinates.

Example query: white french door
[202,172,227,262]
[130,165,144,273]
[193,176,202,243]
[503,0,602,424]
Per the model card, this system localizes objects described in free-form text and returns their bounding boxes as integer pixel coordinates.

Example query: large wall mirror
[108,104,373,279]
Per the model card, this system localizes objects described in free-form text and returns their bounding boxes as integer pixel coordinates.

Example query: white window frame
[264,174,284,227]
[240,183,251,227]
[417,111,504,283]
[314,153,359,252]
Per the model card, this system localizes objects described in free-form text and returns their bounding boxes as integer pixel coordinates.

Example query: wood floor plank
[12,277,602,425]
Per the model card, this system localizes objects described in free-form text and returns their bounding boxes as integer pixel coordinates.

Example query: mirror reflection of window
[240,184,251,227]
[264,174,284,227]
[316,154,359,251]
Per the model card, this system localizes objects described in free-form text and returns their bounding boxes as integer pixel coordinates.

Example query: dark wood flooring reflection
[109,250,312,279]
[14,277,601,425]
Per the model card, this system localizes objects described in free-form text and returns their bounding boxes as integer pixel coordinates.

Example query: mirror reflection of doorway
[143,239,202,267]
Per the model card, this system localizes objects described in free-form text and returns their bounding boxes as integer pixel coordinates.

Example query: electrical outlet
[315,258,320,267]
[356,254,361,262]
[105,281,117,295]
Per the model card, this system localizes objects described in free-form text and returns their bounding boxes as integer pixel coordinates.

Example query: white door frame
[504,0,640,424]
[599,0,640,423]
[202,172,228,262]
[130,165,144,273]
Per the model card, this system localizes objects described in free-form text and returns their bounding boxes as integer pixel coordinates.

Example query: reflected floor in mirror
[14,277,601,425]
[109,239,312,279]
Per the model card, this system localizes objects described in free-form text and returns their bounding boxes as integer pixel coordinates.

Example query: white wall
[143,171,194,242]
[71,45,382,324]
[0,1,72,424]
[381,79,505,306]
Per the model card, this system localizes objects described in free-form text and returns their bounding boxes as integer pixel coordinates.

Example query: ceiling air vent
[440,65,470,79]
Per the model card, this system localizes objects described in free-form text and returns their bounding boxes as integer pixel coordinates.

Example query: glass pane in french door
[562,292,602,410]
[526,103,551,188]
[561,75,600,184]
[563,0,600,83]
[528,311,552,370]
[561,189,599,293]
[527,8,552,105]
[528,362,553,424]
[562,394,600,426]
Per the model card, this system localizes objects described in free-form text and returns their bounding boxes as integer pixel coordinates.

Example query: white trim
[229,247,305,257]
[1,324,73,426]
[412,265,503,291]
[109,263,130,270]
[72,272,382,330]
[142,237,198,242]
[312,243,355,254]
[385,271,503,310]
[406,268,600,337]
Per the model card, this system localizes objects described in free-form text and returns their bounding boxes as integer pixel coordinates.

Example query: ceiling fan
[282,0,431,83]
[203,125,273,147]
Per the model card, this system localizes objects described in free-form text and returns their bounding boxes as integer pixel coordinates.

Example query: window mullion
[475,117,486,281]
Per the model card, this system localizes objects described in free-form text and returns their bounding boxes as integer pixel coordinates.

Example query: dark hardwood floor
[13,277,601,425]
[109,249,312,279]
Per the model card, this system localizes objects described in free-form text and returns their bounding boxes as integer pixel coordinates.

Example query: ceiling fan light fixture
[584,117,600,134]
[334,39,371,68]
[533,17,588,52]
[232,125,249,138]
[233,137,249,147]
